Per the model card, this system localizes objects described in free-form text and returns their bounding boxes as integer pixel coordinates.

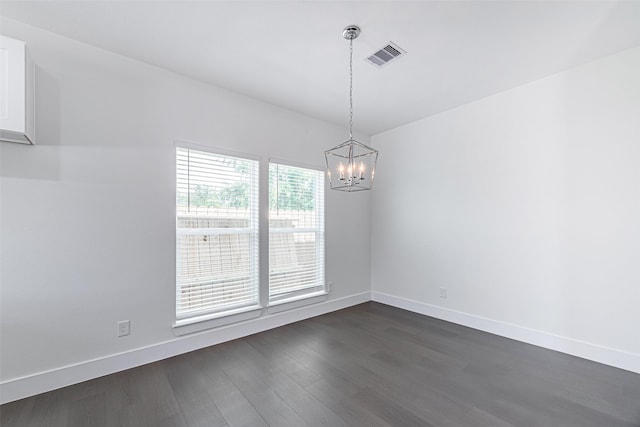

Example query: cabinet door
[0,36,27,134]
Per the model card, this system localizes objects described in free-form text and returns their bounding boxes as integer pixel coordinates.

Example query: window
[176,147,259,320]
[269,162,325,303]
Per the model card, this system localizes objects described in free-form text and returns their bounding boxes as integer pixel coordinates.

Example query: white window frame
[267,159,326,308]
[174,143,261,330]
[173,145,329,333]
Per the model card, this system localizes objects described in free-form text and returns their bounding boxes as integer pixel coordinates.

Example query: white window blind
[269,162,325,302]
[176,147,259,319]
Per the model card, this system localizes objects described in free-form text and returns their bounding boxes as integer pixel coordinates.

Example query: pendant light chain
[349,36,354,139]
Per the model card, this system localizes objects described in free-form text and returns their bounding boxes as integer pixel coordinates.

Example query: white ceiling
[2,1,640,136]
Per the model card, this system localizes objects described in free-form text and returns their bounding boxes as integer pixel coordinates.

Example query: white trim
[175,139,260,161]
[268,156,324,172]
[267,291,328,314]
[173,305,263,335]
[4,290,636,404]
[371,291,640,375]
[0,292,370,405]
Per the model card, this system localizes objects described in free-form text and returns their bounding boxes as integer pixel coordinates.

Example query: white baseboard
[371,291,640,375]
[4,290,637,404]
[0,292,370,404]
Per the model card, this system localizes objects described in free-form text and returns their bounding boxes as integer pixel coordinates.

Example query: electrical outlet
[327,281,334,292]
[439,287,447,299]
[117,320,130,337]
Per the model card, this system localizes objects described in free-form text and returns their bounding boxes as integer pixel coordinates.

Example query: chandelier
[325,25,379,192]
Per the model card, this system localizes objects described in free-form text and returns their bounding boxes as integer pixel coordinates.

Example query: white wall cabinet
[0,35,35,144]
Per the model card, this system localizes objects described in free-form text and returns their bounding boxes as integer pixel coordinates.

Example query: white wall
[0,19,371,402]
[371,46,640,372]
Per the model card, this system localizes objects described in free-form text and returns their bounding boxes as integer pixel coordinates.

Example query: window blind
[176,147,259,319]
[269,162,325,302]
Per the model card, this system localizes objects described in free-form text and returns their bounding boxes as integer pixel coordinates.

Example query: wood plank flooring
[2,302,639,426]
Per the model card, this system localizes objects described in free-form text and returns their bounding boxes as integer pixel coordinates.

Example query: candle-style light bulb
[338,163,345,180]
[359,161,365,179]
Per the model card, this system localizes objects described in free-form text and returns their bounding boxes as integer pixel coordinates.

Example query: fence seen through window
[176,148,259,318]
[176,148,325,320]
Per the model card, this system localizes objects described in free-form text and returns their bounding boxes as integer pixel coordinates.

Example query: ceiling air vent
[366,42,406,68]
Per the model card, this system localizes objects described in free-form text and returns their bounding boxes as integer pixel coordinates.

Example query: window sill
[171,292,328,335]
[267,291,328,314]
[172,305,262,336]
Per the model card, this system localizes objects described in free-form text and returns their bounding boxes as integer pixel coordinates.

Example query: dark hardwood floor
[2,302,639,426]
